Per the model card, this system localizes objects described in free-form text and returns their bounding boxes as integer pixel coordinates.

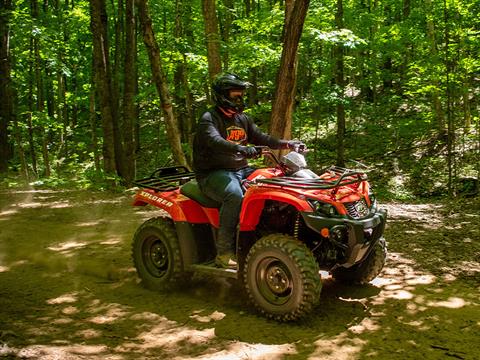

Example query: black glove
[237,145,259,159]
[287,140,307,152]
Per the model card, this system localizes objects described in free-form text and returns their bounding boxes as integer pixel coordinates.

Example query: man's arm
[197,112,243,153]
[245,116,289,149]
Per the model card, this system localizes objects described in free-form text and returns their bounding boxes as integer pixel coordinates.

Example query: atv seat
[180,180,221,208]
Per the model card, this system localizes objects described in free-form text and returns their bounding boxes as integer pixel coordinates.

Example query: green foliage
[2,0,478,199]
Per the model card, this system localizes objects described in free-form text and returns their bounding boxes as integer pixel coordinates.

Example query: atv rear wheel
[132,217,186,289]
[244,234,321,321]
[332,237,387,284]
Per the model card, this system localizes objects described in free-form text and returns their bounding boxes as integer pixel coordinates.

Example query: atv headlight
[308,200,338,217]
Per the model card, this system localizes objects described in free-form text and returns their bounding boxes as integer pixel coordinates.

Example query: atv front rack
[256,166,367,190]
[134,166,195,191]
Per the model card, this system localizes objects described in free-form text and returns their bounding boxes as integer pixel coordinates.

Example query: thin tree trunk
[28,38,38,175]
[222,0,234,70]
[201,0,222,80]
[89,78,101,173]
[174,0,195,163]
[425,0,445,134]
[90,0,117,175]
[269,0,309,146]
[0,0,14,173]
[136,0,188,168]
[123,0,136,183]
[334,0,345,167]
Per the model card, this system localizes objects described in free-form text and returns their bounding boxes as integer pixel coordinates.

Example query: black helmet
[212,73,251,112]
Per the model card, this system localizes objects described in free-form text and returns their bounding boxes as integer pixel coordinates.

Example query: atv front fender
[301,208,387,268]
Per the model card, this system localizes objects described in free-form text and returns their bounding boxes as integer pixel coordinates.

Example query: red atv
[131,147,387,321]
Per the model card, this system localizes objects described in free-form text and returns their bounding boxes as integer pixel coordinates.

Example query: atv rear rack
[134,166,195,192]
[256,166,367,190]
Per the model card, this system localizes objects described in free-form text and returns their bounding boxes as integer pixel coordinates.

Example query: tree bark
[136,0,188,168]
[89,0,117,175]
[174,0,195,162]
[425,0,445,134]
[269,0,309,145]
[0,0,14,173]
[123,0,136,183]
[334,0,345,167]
[222,0,234,70]
[201,0,222,80]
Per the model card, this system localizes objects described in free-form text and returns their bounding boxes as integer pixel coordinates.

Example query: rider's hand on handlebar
[238,145,260,159]
[287,140,307,153]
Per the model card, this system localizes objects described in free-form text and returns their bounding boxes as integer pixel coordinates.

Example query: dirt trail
[0,189,479,359]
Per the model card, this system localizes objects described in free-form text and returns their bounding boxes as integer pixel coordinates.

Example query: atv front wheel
[132,217,186,289]
[332,237,387,284]
[244,234,321,321]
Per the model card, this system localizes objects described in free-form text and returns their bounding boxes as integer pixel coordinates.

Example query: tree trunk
[201,0,222,80]
[334,0,345,167]
[174,0,195,161]
[425,0,445,134]
[136,0,188,168]
[269,0,309,146]
[222,0,234,70]
[28,38,38,175]
[89,0,117,175]
[0,0,14,173]
[123,0,136,184]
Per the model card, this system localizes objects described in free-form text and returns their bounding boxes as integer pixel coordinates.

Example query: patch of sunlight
[348,317,380,334]
[130,312,163,322]
[47,292,78,305]
[178,342,297,360]
[87,303,130,324]
[190,310,225,323]
[405,274,436,285]
[75,220,102,227]
[384,289,415,300]
[384,203,444,229]
[118,322,216,353]
[0,209,18,217]
[49,201,72,209]
[0,265,10,272]
[370,252,434,306]
[16,344,109,359]
[370,276,394,287]
[62,306,79,315]
[48,241,87,252]
[100,239,121,245]
[75,329,103,340]
[427,297,468,309]
[443,273,457,282]
[18,202,43,209]
[310,331,367,360]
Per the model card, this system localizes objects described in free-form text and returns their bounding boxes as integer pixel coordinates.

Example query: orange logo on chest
[226,126,247,144]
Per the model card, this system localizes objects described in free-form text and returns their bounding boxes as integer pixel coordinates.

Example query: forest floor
[0,188,479,360]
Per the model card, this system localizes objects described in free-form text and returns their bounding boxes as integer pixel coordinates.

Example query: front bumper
[301,208,387,268]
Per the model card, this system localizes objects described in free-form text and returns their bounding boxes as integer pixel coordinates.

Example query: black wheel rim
[256,257,293,306]
[142,235,169,278]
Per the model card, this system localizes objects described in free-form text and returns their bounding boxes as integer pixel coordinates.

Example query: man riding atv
[193,73,305,269]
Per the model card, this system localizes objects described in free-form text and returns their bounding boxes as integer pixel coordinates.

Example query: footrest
[189,264,238,279]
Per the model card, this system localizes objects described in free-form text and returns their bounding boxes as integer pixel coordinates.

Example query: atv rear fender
[133,189,219,226]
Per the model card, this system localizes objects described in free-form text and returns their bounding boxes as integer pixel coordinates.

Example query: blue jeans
[197,167,255,255]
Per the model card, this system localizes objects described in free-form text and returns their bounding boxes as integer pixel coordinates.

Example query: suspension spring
[294,213,300,239]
